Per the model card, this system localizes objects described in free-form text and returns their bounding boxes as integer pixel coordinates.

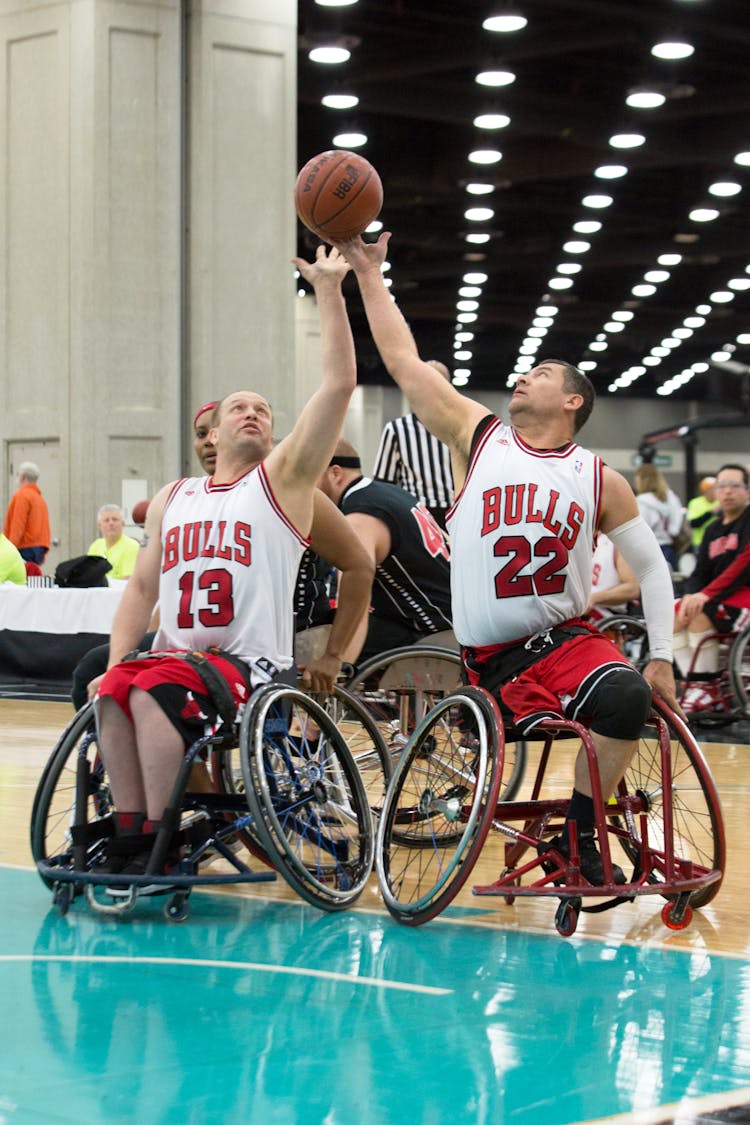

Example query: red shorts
[499,633,631,734]
[98,652,251,746]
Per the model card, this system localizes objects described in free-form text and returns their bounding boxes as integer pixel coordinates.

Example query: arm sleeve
[606,515,674,662]
[372,423,399,482]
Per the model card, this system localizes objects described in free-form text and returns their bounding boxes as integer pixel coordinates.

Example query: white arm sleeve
[606,515,674,662]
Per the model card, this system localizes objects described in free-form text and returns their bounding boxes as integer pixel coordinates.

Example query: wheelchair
[375,687,725,937]
[31,681,376,921]
[597,614,750,725]
[345,638,527,803]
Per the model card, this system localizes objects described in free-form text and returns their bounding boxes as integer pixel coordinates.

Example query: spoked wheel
[347,646,526,800]
[210,741,275,865]
[615,697,725,908]
[30,703,114,889]
[240,683,375,911]
[595,615,650,671]
[729,625,750,717]
[375,686,504,926]
[322,685,393,818]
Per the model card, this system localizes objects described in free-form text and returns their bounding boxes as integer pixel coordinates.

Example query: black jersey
[339,476,452,634]
[687,504,750,593]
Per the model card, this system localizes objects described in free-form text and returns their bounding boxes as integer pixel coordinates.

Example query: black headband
[329,455,361,469]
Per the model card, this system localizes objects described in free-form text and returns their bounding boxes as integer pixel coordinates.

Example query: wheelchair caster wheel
[164,894,190,923]
[661,900,693,931]
[53,882,73,916]
[555,896,581,937]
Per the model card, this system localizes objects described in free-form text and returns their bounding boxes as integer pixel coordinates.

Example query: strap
[463,623,593,695]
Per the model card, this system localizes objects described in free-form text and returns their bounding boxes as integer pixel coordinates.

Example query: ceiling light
[455,331,474,342]
[465,232,490,244]
[643,356,662,366]
[661,337,680,348]
[691,363,709,373]
[380,261,391,273]
[673,231,699,242]
[688,207,719,222]
[333,132,367,147]
[520,342,540,354]
[729,278,750,290]
[709,181,742,197]
[582,194,613,209]
[710,290,734,303]
[626,89,666,109]
[459,286,482,298]
[365,219,383,233]
[683,316,705,328]
[457,312,477,323]
[695,304,712,314]
[483,12,528,32]
[657,253,682,266]
[466,183,495,195]
[464,206,494,221]
[632,283,656,297]
[651,40,694,60]
[548,277,573,289]
[452,375,469,386]
[595,164,628,179]
[644,270,670,283]
[612,311,634,321]
[315,0,358,6]
[536,305,559,315]
[475,70,516,87]
[469,149,502,164]
[474,113,511,130]
[573,220,602,234]
[527,326,547,338]
[609,133,645,149]
[321,93,359,109]
[711,350,732,362]
[734,152,750,167]
[672,327,693,339]
[454,350,473,361]
[533,317,554,328]
[589,341,608,351]
[737,334,750,345]
[454,368,471,377]
[563,240,590,254]
[463,272,488,284]
[309,46,351,64]
[556,262,582,274]
[604,321,625,333]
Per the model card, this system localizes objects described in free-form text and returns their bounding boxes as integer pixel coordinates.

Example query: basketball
[131,499,150,526]
[295,150,383,241]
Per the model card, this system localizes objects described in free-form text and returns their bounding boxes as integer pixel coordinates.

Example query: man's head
[97,504,125,546]
[193,401,218,474]
[18,461,39,485]
[715,463,750,522]
[317,437,362,503]
[699,475,717,500]
[508,360,595,435]
[210,391,275,467]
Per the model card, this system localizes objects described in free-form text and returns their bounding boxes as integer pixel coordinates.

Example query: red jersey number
[177,568,235,628]
[412,504,450,560]
[493,535,568,598]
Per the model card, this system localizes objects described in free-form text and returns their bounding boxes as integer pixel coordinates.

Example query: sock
[114,811,144,836]
[672,630,692,676]
[564,789,595,835]
[688,629,719,675]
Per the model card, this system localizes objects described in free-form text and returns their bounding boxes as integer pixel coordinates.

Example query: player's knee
[588,669,652,740]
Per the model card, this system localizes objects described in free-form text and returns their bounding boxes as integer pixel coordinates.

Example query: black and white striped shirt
[372,414,454,516]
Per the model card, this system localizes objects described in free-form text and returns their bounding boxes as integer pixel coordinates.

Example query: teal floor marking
[2,866,749,1125]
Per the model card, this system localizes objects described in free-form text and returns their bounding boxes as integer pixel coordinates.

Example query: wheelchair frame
[375,688,725,937]
[31,682,375,921]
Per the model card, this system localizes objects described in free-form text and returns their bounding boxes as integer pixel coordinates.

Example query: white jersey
[151,466,308,684]
[446,418,603,647]
[591,533,626,614]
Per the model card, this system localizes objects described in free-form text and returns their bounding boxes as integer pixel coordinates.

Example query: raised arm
[333,233,488,470]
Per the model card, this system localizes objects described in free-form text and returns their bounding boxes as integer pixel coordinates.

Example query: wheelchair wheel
[729,625,750,717]
[30,703,113,889]
[347,645,525,800]
[615,697,725,908]
[322,685,392,817]
[375,686,504,926]
[240,683,375,910]
[209,741,275,866]
[596,615,650,671]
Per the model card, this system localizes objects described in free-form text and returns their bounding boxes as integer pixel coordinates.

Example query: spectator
[192,401,218,475]
[0,533,27,584]
[634,463,684,570]
[3,461,51,564]
[686,476,718,551]
[587,533,639,620]
[87,504,141,580]
[673,463,750,703]
[317,437,452,663]
[372,360,454,529]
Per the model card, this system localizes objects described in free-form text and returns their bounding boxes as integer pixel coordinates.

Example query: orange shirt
[3,482,51,550]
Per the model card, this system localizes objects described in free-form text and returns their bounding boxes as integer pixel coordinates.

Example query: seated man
[87,504,140,580]
[94,245,360,879]
[317,437,452,663]
[587,532,639,621]
[0,532,27,584]
[336,228,678,885]
[673,463,750,707]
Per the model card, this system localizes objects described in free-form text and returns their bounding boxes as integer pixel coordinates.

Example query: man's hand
[332,231,391,275]
[299,653,343,695]
[86,673,105,701]
[642,658,685,721]
[293,243,351,290]
[674,591,708,629]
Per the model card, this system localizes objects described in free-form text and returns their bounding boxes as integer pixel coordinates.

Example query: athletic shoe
[542,830,626,886]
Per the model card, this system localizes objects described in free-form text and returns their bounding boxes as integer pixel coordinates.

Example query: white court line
[584,1084,750,1123]
[0,954,452,996]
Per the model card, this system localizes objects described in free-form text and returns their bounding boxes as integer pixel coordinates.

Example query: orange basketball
[131,499,150,527]
[295,150,383,241]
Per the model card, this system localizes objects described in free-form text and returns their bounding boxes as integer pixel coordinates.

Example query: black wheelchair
[31,681,377,921]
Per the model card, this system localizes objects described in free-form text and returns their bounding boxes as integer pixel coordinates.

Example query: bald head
[319,437,362,502]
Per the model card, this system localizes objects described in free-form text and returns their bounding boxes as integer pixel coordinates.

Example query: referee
[372,359,455,529]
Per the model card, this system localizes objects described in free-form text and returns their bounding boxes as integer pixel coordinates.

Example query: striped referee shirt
[372,414,454,513]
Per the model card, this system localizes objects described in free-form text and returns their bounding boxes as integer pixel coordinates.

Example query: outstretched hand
[293,243,351,288]
[331,231,391,274]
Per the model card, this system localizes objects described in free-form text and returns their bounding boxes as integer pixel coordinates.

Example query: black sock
[565,789,595,835]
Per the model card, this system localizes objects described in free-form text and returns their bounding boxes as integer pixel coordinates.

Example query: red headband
[193,401,218,430]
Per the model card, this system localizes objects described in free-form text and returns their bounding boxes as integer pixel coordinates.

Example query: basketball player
[333,230,679,885]
[95,245,361,878]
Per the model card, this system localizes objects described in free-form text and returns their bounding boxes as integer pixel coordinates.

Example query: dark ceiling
[296,0,750,407]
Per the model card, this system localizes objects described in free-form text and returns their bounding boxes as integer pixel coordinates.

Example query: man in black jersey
[317,437,452,662]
